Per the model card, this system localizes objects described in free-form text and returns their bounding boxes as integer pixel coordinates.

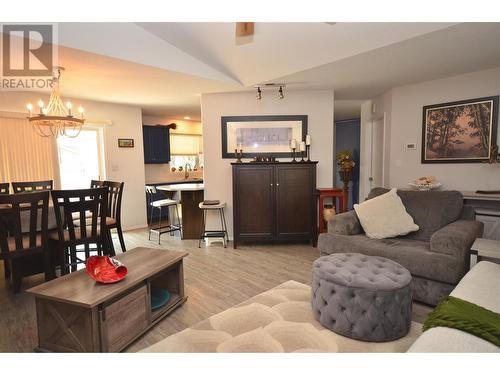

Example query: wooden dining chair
[12,180,53,193]
[91,180,105,188]
[104,181,126,253]
[0,183,9,195]
[0,191,50,293]
[50,187,111,275]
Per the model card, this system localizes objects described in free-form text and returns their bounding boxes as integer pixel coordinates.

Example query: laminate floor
[0,229,432,352]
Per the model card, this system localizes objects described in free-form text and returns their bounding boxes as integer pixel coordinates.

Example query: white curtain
[0,114,59,188]
[170,133,203,155]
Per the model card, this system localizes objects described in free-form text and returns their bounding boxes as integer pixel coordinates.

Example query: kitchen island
[157,183,204,240]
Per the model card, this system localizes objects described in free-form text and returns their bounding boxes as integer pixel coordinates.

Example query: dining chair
[50,187,111,275]
[91,180,105,188]
[0,183,9,195]
[12,180,53,193]
[103,181,126,253]
[0,191,50,293]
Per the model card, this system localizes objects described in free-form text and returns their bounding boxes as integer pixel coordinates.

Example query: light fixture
[184,116,191,120]
[26,67,85,137]
[256,87,262,100]
[254,83,286,100]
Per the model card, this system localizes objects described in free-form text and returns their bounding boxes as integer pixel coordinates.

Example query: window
[0,114,59,186]
[170,154,203,171]
[56,127,106,189]
[169,133,203,171]
[169,133,202,155]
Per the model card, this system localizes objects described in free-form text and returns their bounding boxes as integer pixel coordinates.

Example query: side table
[470,238,500,262]
[317,188,347,234]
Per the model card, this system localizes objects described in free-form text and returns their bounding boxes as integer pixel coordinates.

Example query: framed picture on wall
[118,138,134,148]
[421,96,499,163]
[221,115,308,158]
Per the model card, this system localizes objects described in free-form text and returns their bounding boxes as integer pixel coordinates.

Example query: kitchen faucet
[184,163,192,179]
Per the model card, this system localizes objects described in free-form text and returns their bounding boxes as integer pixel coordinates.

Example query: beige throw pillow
[354,188,419,239]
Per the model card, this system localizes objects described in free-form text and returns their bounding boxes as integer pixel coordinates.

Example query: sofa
[318,188,484,306]
[408,261,500,352]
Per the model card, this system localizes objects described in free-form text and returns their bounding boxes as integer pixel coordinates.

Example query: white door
[57,128,105,189]
[369,117,385,189]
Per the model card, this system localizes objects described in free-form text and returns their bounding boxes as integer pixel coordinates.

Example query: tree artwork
[422,97,498,163]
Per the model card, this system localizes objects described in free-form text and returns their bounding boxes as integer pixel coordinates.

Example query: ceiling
[2,22,500,121]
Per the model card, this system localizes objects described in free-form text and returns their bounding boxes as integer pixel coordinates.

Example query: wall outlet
[405,143,417,151]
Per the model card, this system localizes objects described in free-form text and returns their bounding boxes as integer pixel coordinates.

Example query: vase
[323,204,336,223]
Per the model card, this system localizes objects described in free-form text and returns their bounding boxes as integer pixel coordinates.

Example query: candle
[291,139,297,149]
[305,134,311,146]
[38,100,44,114]
[299,141,306,152]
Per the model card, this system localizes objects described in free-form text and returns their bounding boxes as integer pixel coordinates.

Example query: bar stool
[198,201,229,248]
[145,186,182,244]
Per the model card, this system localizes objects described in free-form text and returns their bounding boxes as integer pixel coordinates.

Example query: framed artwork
[421,96,499,163]
[221,115,308,158]
[118,138,134,148]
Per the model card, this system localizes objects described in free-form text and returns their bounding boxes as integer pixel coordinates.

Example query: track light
[278,86,284,99]
[256,87,262,100]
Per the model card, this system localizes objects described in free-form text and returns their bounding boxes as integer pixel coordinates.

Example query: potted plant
[336,150,355,171]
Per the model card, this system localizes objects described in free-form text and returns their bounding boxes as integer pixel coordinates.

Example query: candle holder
[300,151,305,163]
[291,147,297,162]
[306,145,311,162]
[235,149,243,163]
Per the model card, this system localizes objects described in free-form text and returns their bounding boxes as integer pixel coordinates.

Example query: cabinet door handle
[276,183,280,186]
[270,183,274,187]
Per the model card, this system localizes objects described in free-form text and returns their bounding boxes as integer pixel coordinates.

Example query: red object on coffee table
[86,256,128,283]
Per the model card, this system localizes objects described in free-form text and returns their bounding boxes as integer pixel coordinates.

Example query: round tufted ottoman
[311,253,412,342]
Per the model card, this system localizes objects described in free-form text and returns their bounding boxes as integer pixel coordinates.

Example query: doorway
[56,127,106,189]
[335,118,360,209]
[369,116,385,190]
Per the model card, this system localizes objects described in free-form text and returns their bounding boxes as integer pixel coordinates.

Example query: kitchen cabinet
[143,125,170,164]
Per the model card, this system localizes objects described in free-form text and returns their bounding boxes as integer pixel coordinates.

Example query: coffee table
[27,247,188,352]
[471,238,500,262]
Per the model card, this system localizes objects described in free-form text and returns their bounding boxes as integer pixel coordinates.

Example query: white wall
[389,67,500,190]
[361,67,500,194]
[0,91,147,230]
[201,89,335,237]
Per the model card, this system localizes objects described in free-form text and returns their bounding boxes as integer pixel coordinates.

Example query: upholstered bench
[312,253,413,342]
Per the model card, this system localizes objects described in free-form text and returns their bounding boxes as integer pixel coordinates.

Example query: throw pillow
[354,188,419,239]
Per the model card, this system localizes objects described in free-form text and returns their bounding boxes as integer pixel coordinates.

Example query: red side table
[317,188,347,234]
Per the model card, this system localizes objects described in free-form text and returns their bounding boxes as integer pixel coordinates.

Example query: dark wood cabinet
[142,125,170,164]
[232,162,317,248]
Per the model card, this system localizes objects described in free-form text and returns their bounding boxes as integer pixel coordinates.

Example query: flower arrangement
[336,150,355,170]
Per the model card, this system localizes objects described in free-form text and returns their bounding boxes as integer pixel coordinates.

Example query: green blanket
[423,296,500,347]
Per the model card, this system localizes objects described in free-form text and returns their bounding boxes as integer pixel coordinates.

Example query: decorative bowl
[151,288,171,310]
[85,256,128,284]
[408,182,442,191]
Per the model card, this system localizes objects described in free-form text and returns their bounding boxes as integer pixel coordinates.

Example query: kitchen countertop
[157,183,204,192]
[146,179,203,186]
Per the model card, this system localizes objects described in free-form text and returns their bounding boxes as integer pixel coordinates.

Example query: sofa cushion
[318,233,462,284]
[368,188,464,241]
[354,188,419,239]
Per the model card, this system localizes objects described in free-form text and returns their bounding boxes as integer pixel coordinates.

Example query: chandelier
[26,67,85,137]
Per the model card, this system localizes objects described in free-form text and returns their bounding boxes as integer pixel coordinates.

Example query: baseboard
[122,224,148,231]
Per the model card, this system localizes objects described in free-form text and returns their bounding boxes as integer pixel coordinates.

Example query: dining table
[0,202,57,232]
[156,183,204,240]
